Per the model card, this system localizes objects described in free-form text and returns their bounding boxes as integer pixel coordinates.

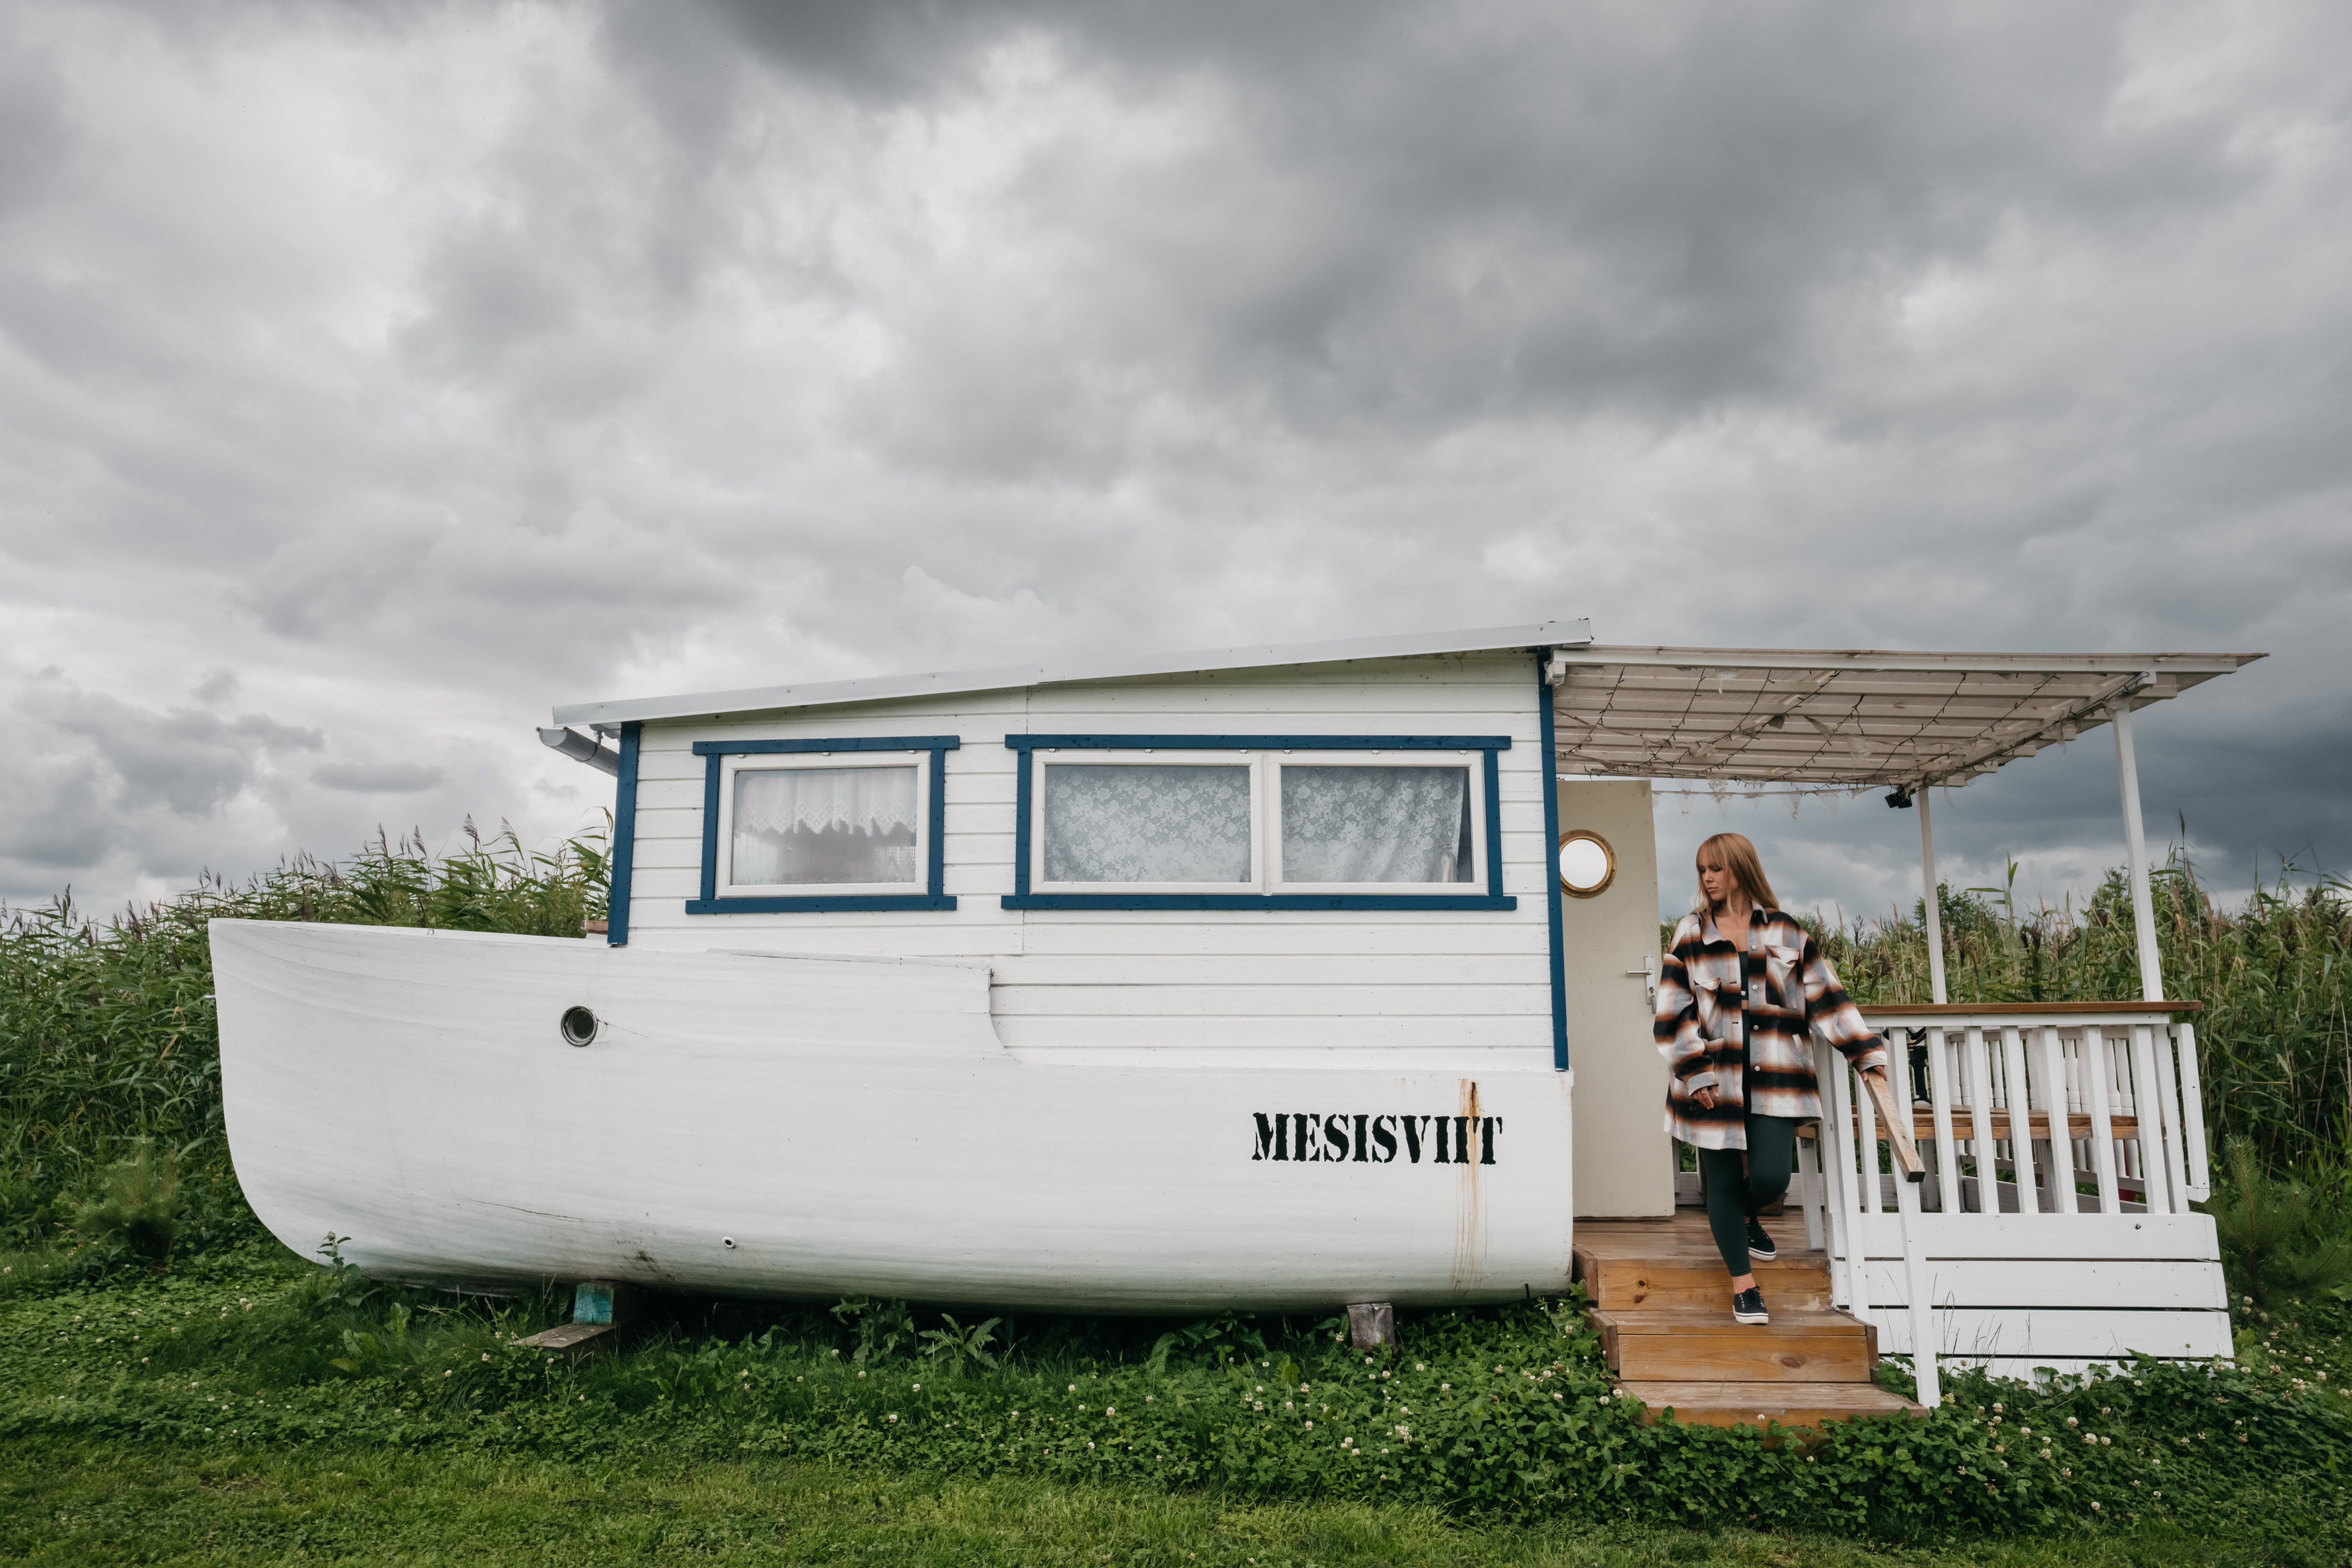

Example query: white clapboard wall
[624,652,1557,1065]
[1843,1213,2233,1380]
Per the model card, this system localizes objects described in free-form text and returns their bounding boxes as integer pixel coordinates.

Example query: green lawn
[2,1437,2336,1568]
[5,1239,2351,1566]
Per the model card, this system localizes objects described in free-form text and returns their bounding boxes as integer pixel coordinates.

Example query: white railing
[1794,1002,2208,1411]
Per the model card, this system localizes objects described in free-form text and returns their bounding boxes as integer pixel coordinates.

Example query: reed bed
[1806,855,2352,1180]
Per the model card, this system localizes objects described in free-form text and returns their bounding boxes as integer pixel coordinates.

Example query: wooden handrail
[1855,1000,2203,1017]
[1858,1069,1927,1183]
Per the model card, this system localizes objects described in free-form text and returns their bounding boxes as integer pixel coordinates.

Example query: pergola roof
[1548,647,2264,792]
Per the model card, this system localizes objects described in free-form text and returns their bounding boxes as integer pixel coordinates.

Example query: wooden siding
[620,653,1556,1058]
[1842,1213,2234,1368]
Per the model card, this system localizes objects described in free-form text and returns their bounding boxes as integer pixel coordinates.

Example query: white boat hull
[210,920,1575,1311]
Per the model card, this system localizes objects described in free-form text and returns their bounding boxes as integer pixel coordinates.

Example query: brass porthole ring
[1557,831,1616,898]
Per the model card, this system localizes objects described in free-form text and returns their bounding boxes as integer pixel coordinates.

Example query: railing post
[2035,1025,2077,1213]
[1998,1026,2043,1218]
[2128,1023,2174,1215]
[1820,1038,1866,1314]
[1857,1054,1884,1214]
[2083,1026,2122,1214]
[1859,1066,1935,1408]
[1962,1026,1995,1213]
[1796,1124,1826,1252]
[1893,1152,1940,1409]
[2174,1021,2210,1200]
[1928,1027,1960,1215]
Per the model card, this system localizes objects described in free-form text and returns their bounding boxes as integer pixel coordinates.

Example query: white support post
[1918,787,1950,1004]
[2112,698,2166,1004]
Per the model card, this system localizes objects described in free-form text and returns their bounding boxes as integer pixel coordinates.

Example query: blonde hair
[1694,832,1780,914]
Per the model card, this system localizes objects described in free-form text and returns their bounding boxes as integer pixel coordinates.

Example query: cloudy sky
[2,0,2345,924]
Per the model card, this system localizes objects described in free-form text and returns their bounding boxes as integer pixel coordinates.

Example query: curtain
[1041,764,1252,883]
[1280,765,1472,884]
[732,765,919,885]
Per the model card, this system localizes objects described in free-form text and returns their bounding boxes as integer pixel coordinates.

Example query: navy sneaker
[1732,1287,1769,1325]
[1745,1219,1778,1261]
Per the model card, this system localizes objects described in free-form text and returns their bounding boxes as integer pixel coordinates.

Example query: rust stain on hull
[1451,1078,1484,1288]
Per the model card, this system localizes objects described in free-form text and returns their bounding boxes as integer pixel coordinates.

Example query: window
[1277,763,1473,886]
[688,736,957,913]
[728,761,918,888]
[1004,735,1515,910]
[1034,752,1261,892]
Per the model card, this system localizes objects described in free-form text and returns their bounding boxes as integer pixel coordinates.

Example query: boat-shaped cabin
[209,622,2263,1411]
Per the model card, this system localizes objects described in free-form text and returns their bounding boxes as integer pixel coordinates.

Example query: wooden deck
[1574,1211,1924,1429]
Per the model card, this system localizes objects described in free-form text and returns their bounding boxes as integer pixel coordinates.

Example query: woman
[1653,833,1886,1325]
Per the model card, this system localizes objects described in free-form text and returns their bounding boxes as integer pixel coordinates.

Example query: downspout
[609,722,641,947]
[1538,650,1569,1072]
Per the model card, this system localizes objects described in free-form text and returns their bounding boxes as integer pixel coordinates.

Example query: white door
[1558,780,1672,1218]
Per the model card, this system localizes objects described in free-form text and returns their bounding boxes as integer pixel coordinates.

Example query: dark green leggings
[1696,1114,1801,1276]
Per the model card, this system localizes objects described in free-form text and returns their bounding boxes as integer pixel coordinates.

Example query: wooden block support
[1347,1301,1396,1349]
[514,1322,615,1354]
[571,1280,637,1326]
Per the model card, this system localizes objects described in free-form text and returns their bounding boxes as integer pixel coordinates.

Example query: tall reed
[1808,853,2352,1177]
[0,820,607,1249]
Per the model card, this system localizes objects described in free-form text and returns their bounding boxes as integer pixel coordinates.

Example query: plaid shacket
[1652,906,1886,1150]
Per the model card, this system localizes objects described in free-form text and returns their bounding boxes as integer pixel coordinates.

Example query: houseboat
[209,622,2262,1413]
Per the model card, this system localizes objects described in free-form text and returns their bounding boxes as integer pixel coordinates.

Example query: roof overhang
[553,619,1593,728]
[1546,646,2265,792]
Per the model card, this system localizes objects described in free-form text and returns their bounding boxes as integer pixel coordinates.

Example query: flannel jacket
[1653,905,1886,1150]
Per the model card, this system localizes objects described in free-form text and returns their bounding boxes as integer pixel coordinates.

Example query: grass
[10,1439,2348,1568]
[3,1237,2352,1561]
[5,826,2352,1560]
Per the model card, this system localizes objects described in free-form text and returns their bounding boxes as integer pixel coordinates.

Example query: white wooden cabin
[530,625,2260,1408]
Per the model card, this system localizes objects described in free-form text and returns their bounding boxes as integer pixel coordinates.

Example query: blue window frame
[686,736,958,913]
[1001,735,1516,911]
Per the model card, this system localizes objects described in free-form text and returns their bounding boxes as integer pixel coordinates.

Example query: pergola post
[2111,697,2166,1003]
[1917,787,1949,1005]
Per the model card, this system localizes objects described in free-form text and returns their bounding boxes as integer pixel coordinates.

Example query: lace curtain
[1041,764,1252,883]
[1280,765,1472,883]
[732,765,919,885]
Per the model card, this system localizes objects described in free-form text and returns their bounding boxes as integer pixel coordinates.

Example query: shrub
[2209,1138,2352,1306]
[72,1140,184,1265]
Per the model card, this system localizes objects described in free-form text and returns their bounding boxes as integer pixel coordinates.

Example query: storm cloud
[0,0,2344,915]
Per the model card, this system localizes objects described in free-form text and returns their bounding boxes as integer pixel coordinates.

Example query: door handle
[1625,956,1656,1006]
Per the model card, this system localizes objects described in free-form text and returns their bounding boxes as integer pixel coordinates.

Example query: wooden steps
[1576,1213,1924,1429]
[1594,1308,1875,1382]
[1613,1380,1921,1429]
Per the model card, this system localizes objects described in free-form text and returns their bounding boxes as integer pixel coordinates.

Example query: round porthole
[559,1005,598,1047]
[1557,832,1617,898]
